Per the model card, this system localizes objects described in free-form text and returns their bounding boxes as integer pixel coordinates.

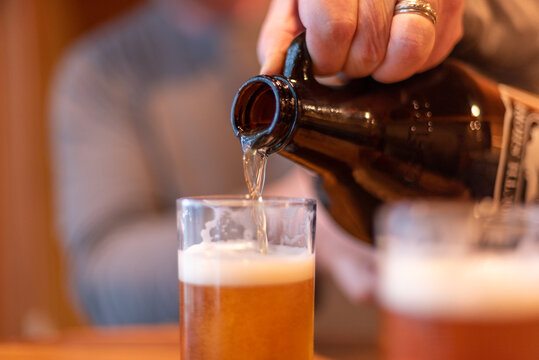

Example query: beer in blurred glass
[377,202,539,360]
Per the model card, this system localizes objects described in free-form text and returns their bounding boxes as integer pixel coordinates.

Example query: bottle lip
[231,75,297,154]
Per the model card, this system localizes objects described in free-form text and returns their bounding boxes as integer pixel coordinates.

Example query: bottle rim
[231,75,298,154]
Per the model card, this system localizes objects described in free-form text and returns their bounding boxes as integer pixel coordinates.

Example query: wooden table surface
[0,325,377,360]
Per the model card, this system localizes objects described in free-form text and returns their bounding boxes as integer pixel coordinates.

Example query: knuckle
[316,16,356,45]
[309,18,357,75]
[345,41,386,78]
[397,34,425,57]
[361,34,388,68]
[346,36,389,77]
[392,26,434,64]
[345,9,392,77]
[331,18,357,43]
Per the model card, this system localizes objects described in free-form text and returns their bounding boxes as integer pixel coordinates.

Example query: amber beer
[379,256,539,360]
[377,202,539,360]
[178,241,315,360]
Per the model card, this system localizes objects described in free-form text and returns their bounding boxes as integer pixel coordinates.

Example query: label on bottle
[495,85,539,204]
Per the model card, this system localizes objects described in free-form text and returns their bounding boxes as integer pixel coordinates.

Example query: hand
[258,0,464,83]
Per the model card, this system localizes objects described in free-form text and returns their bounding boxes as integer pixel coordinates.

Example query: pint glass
[177,196,316,360]
[376,202,539,360]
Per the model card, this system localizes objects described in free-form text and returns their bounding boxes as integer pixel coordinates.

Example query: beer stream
[241,136,269,254]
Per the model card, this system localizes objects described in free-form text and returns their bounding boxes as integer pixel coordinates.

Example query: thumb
[258,0,304,75]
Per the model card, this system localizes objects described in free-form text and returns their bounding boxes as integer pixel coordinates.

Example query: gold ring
[394,0,437,25]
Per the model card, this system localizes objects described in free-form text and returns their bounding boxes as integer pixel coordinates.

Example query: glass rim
[376,200,539,221]
[177,195,316,208]
[375,200,539,252]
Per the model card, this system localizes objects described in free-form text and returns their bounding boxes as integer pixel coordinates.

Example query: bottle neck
[231,75,298,154]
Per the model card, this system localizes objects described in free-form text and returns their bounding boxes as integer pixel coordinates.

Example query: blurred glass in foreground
[376,201,539,360]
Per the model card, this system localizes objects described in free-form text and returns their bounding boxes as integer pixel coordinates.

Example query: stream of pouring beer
[241,137,269,254]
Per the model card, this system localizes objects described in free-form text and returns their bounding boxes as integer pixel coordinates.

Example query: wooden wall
[0,0,142,339]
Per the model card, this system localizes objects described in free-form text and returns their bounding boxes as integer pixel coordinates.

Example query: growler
[231,33,539,244]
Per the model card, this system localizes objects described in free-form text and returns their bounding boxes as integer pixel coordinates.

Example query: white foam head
[178,240,314,286]
[378,251,539,320]
[376,202,539,320]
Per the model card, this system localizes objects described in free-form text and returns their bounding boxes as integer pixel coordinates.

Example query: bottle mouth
[231,76,297,154]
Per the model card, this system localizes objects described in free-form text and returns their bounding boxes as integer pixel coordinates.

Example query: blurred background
[0,0,143,339]
[0,0,376,347]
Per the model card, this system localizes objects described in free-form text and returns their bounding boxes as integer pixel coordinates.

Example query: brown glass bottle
[231,33,539,244]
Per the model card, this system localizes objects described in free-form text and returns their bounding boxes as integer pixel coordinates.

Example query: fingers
[343,0,394,78]
[258,0,304,75]
[297,0,358,75]
[372,9,436,82]
[356,0,465,82]
[259,0,359,76]
[419,0,464,72]
[259,0,464,82]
